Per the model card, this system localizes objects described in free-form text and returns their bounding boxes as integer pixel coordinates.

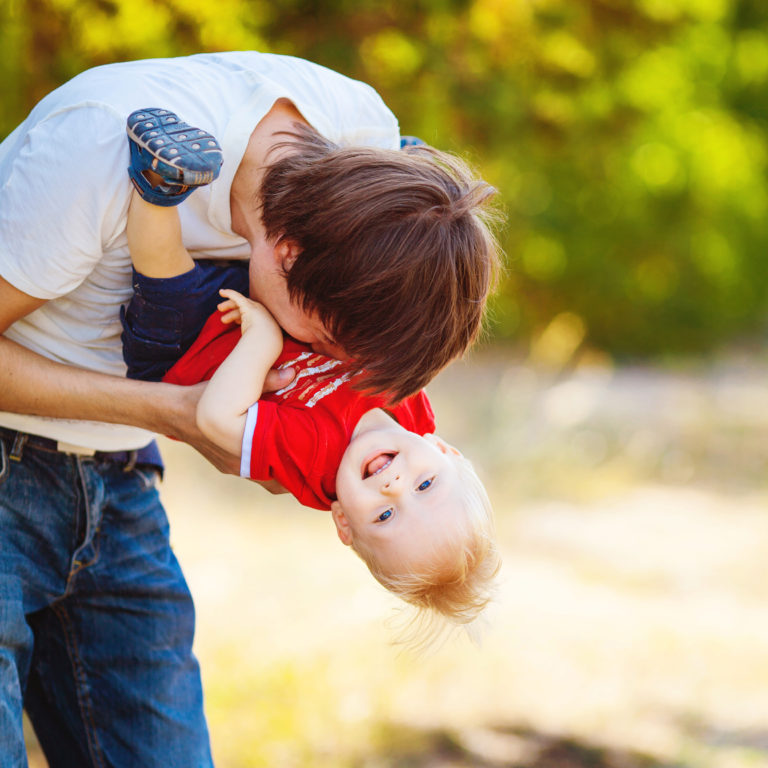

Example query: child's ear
[274,236,301,272]
[330,501,353,546]
[424,433,463,458]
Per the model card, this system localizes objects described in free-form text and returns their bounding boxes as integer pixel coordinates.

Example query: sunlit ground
[26,349,768,767]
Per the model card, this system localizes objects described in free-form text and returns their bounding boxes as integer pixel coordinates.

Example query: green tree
[2,0,767,358]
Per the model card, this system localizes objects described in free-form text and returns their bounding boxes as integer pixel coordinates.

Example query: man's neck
[229,97,308,242]
[230,154,262,242]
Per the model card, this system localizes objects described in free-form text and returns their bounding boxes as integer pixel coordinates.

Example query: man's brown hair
[260,125,501,402]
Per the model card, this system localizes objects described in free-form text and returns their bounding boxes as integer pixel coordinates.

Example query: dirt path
[26,354,768,767]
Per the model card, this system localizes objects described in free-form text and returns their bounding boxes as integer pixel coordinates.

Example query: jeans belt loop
[123,450,138,473]
[9,432,28,462]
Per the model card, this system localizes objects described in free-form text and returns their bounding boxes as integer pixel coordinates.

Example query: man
[0,51,499,767]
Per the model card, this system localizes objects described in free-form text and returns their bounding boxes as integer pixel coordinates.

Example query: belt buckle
[56,441,96,457]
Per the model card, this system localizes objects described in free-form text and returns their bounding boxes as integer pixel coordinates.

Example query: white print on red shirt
[274,351,353,408]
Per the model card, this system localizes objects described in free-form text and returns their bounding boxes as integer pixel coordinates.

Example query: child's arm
[196,288,284,456]
[126,189,194,278]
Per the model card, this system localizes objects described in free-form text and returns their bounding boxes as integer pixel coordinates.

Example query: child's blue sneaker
[127,108,223,207]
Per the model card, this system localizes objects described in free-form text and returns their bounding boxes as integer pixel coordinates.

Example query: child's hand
[198,289,285,454]
[217,289,281,338]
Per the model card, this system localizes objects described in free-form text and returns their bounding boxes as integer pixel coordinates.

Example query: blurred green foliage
[2,0,767,357]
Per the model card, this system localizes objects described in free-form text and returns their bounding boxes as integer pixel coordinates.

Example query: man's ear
[274,236,301,272]
[331,501,353,546]
[424,432,463,458]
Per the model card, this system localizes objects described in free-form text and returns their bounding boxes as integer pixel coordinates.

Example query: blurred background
[3,0,768,765]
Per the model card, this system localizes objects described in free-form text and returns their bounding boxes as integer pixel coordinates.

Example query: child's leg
[122,108,227,379]
[125,107,222,279]
[127,190,194,279]
[121,259,249,381]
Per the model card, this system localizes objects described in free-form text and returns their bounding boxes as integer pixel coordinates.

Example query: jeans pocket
[134,466,161,491]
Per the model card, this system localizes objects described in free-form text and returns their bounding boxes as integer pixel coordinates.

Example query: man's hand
[164,361,294,475]
[0,277,295,479]
[264,364,295,394]
[255,478,289,495]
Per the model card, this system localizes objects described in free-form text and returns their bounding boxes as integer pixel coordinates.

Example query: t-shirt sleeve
[289,74,400,149]
[241,404,259,478]
[391,390,436,434]
[243,399,345,511]
[0,105,129,299]
[254,54,400,150]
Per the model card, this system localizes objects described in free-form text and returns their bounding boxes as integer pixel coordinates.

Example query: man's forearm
[0,334,292,478]
[0,275,246,474]
[0,335,184,436]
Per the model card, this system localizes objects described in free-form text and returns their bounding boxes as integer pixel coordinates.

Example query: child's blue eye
[417,478,434,492]
[377,509,393,522]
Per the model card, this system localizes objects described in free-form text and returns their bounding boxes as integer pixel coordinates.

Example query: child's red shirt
[163,312,435,510]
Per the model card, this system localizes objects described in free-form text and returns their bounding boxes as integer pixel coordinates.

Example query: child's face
[331,409,466,575]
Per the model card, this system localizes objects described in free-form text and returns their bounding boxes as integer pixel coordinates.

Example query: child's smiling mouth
[362,451,397,479]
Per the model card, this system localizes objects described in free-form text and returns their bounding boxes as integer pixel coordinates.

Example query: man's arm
[0,275,247,474]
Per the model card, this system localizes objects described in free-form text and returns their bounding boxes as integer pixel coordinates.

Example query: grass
[26,350,768,767]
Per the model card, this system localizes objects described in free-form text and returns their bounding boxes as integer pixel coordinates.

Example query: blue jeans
[122,259,249,381]
[0,430,213,768]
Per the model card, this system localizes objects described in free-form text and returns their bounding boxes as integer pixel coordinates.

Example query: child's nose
[382,474,402,494]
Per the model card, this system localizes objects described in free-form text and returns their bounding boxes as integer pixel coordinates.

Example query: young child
[121,108,500,633]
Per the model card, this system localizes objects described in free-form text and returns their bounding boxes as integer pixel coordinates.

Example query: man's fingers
[165,383,240,475]
[262,365,295,392]
[254,478,289,494]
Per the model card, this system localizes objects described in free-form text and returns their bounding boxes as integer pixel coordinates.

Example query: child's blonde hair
[350,454,500,642]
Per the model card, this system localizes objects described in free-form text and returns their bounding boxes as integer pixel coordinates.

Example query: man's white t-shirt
[0,52,400,450]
